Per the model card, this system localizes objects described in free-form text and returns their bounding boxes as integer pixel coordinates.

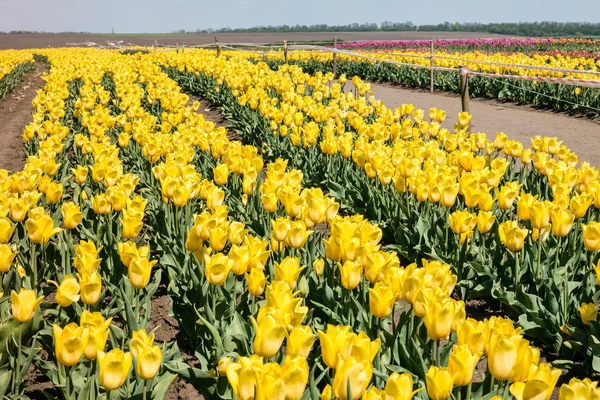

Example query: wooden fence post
[176,43,179,53]
[332,36,338,78]
[263,51,267,62]
[430,40,434,92]
[284,40,288,64]
[459,66,471,130]
[215,36,221,57]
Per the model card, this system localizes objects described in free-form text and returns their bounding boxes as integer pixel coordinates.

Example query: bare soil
[0,61,46,172]
[0,32,510,50]
[365,83,600,167]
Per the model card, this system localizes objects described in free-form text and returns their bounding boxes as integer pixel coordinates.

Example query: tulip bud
[61,201,83,230]
[0,244,18,272]
[11,289,43,322]
[426,366,454,400]
[332,356,373,400]
[281,355,309,400]
[53,323,90,366]
[78,271,102,305]
[582,222,600,252]
[579,303,598,325]
[49,275,80,307]
[448,344,482,386]
[287,325,315,358]
[97,349,133,390]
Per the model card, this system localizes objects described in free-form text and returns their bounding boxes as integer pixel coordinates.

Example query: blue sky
[1,0,599,33]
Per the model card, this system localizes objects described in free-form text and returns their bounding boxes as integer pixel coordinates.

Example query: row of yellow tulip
[278,49,600,80]
[0,49,33,82]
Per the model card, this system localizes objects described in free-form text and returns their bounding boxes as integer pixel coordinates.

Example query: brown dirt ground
[0,32,510,50]
[0,61,46,172]
[361,82,600,168]
[148,294,204,400]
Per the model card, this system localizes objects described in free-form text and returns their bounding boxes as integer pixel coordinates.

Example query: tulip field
[0,45,600,400]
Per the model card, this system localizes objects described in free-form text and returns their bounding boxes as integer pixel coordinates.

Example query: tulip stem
[143,380,148,400]
[31,243,37,286]
[465,382,472,400]
[513,251,520,287]
[14,324,22,394]
[489,375,495,394]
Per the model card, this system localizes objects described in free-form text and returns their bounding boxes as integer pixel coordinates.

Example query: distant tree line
[3,21,600,37]
[188,21,600,37]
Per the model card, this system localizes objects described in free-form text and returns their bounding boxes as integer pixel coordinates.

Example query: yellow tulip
[9,200,29,223]
[3,213,22,240]
[286,220,313,249]
[246,268,267,296]
[579,303,597,325]
[61,201,83,230]
[456,318,490,355]
[228,221,247,245]
[582,222,600,252]
[517,193,537,221]
[129,256,157,289]
[11,289,43,322]
[425,366,454,400]
[53,323,90,366]
[364,388,384,400]
[78,271,102,305]
[80,310,112,360]
[45,182,63,204]
[281,355,309,400]
[213,163,230,185]
[92,194,112,215]
[25,213,62,244]
[217,356,231,376]
[97,349,133,390]
[135,343,162,380]
[369,282,396,319]
[172,185,190,208]
[72,165,88,184]
[487,334,528,380]
[225,355,264,400]
[339,260,362,290]
[509,363,561,400]
[205,252,232,285]
[551,209,574,237]
[274,256,306,289]
[0,244,18,272]
[498,221,528,252]
[384,372,423,400]
[287,325,315,358]
[570,193,592,219]
[321,384,333,400]
[271,217,291,243]
[129,329,155,358]
[448,344,482,386]
[596,260,600,286]
[49,275,80,307]
[424,297,455,341]
[476,211,495,234]
[332,356,373,400]
[318,324,352,369]
[510,345,540,382]
[558,378,600,400]
[529,201,552,230]
[209,225,229,251]
[121,209,143,240]
[118,241,149,268]
[449,210,476,235]
[441,184,459,207]
[308,259,324,279]
[251,306,287,358]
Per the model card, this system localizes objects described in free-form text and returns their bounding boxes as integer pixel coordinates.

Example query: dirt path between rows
[0,62,47,172]
[364,83,600,167]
